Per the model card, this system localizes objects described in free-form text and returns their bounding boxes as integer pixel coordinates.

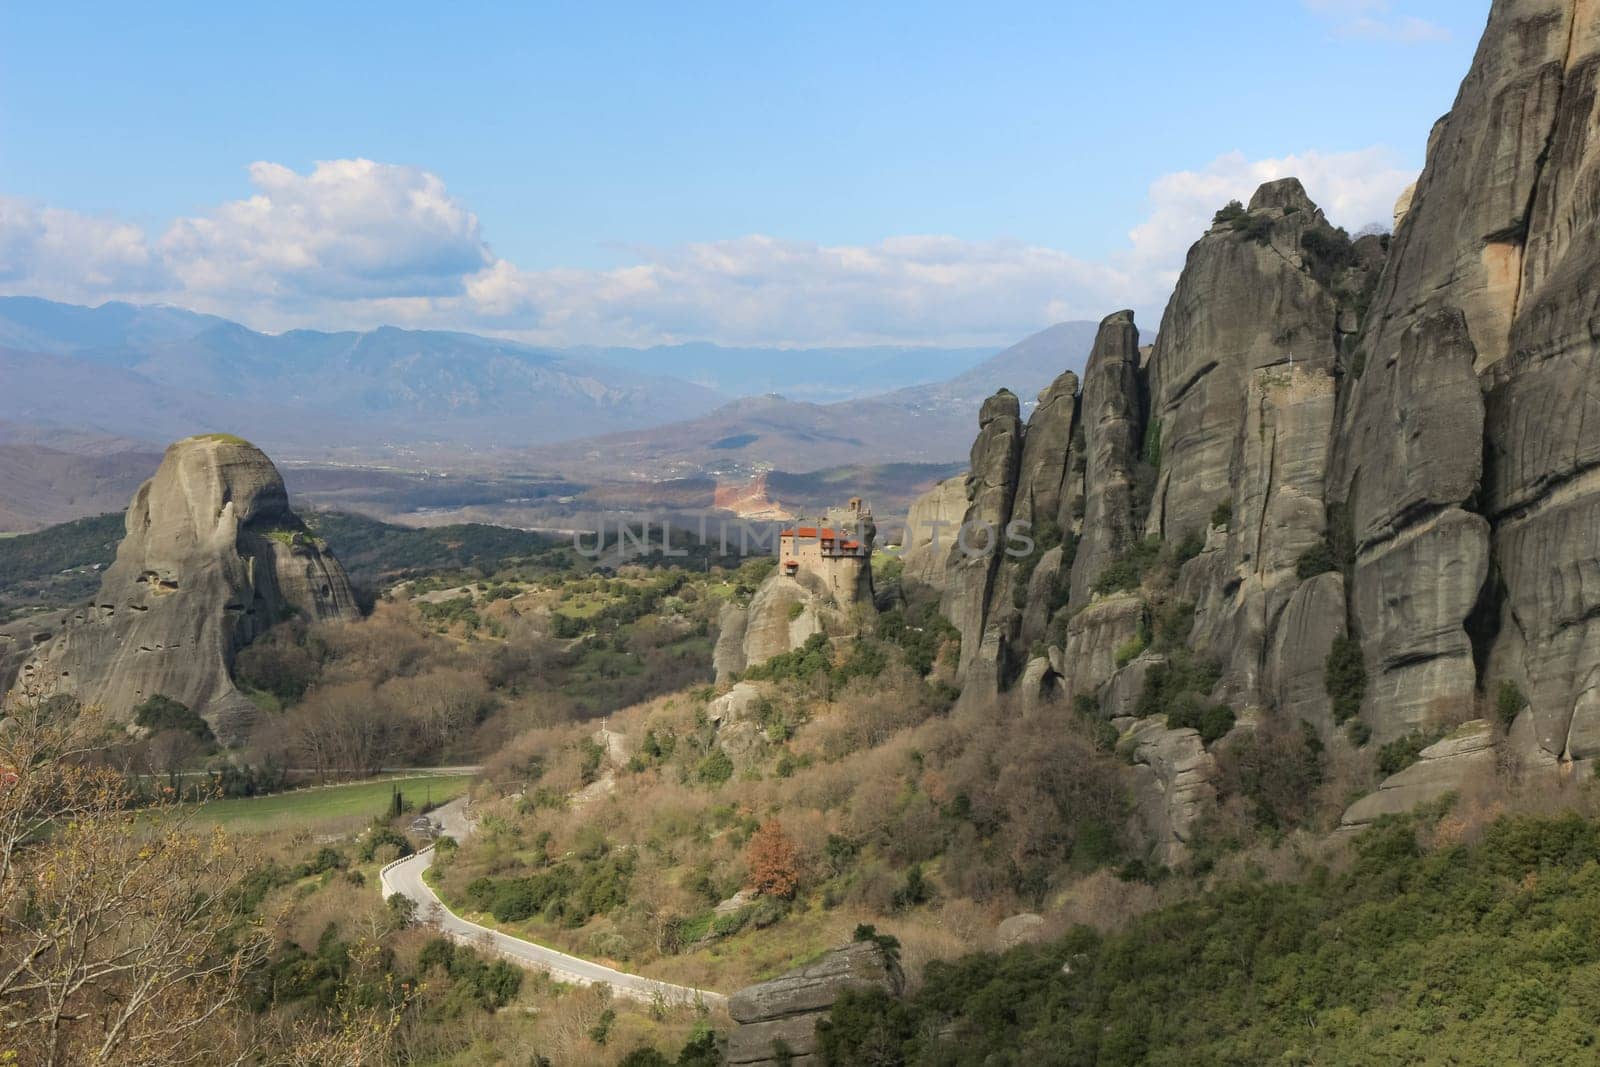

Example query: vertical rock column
[1480,0,1600,759]
[940,390,1023,694]
[1067,310,1146,608]
[1327,0,1586,742]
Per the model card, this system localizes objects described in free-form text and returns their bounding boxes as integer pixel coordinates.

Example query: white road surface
[380,795,725,1008]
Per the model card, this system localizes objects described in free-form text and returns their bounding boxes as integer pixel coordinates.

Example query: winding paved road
[380,796,725,1008]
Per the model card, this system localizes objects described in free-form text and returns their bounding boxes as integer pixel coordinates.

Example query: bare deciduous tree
[0,697,271,1066]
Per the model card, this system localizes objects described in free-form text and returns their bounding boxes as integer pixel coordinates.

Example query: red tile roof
[781,527,844,540]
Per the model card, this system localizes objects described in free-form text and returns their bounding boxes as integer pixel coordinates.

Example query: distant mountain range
[0,297,723,454]
[0,297,1023,457]
[0,297,1099,529]
[525,321,1100,479]
[566,341,993,402]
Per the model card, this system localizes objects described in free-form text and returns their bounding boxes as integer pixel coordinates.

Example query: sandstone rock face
[708,681,765,726]
[1013,370,1080,534]
[1052,594,1143,704]
[1335,309,1488,740]
[922,0,1600,831]
[940,390,1023,693]
[1102,651,1166,720]
[899,475,968,593]
[1267,572,1347,739]
[726,941,904,1066]
[733,575,823,675]
[1145,180,1346,548]
[1189,364,1342,707]
[1330,0,1600,751]
[1124,717,1219,866]
[14,436,359,743]
[982,372,1082,685]
[1068,312,1146,608]
[1341,721,1498,828]
[1015,655,1061,716]
[717,719,765,771]
[712,601,750,680]
[0,610,71,699]
[1476,0,1600,760]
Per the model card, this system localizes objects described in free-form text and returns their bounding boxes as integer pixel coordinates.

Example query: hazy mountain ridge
[522,321,1100,480]
[568,340,995,401]
[0,298,1045,456]
[0,299,728,449]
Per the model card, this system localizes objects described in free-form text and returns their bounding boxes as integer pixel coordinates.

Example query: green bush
[816,810,1600,1063]
[464,847,635,927]
[1092,537,1162,597]
[695,748,734,786]
[1496,680,1528,728]
[892,864,932,910]
[1222,721,1325,830]
[744,632,832,683]
[1210,501,1233,531]
[1233,212,1274,244]
[416,937,523,1010]
[1324,635,1367,723]
[1136,647,1222,721]
[578,737,605,784]
[1213,200,1248,226]
[589,1007,617,1045]
[1300,224,1358,288]
[358,827,413,863]
[1174,528,1206,569]
[1167,697,1235,744]
[1377,731,1436,776]
[1114,633,1148,669]
[816,987,914,1065]
[133,694,215,742]
[832,640,889,685]
[877,604,959,677]
[1296,540,1338,579]
[1143,418,1164,468]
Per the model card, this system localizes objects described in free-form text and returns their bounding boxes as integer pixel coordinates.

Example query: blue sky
[0,1,1486,347]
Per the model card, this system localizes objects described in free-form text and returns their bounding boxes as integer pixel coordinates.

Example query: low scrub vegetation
[815,808,1600,1064]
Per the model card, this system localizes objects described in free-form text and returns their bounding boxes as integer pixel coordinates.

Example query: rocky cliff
[715,504,877,682]
[726,940,904,1066]
[900,0,1600,854]
[12,435,359,743]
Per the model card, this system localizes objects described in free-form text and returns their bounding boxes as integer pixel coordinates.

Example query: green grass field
[191,773,474,833]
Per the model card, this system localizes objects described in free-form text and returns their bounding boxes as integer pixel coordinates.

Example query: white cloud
[158,159,492,301]
[461,234,1129,347]
[1303,0,1451,43]
[0,197,163,298]
[0,149,1418,347]
[1124,147,1416,300]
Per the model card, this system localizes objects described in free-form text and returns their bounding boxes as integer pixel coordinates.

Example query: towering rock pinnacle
[15,435,359,743]
[891,0,1600,847]
[1067,311,1146,609]
[1477,0,1600,761]
[1013,369,1081,535]
[941,390,1023,690]
[1145,181,1383,713]
[899,476,968,594]
[1333,0,1600,748]
[1145,178,1350,546]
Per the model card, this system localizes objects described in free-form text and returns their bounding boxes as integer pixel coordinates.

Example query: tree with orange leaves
[747,819,801,899]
